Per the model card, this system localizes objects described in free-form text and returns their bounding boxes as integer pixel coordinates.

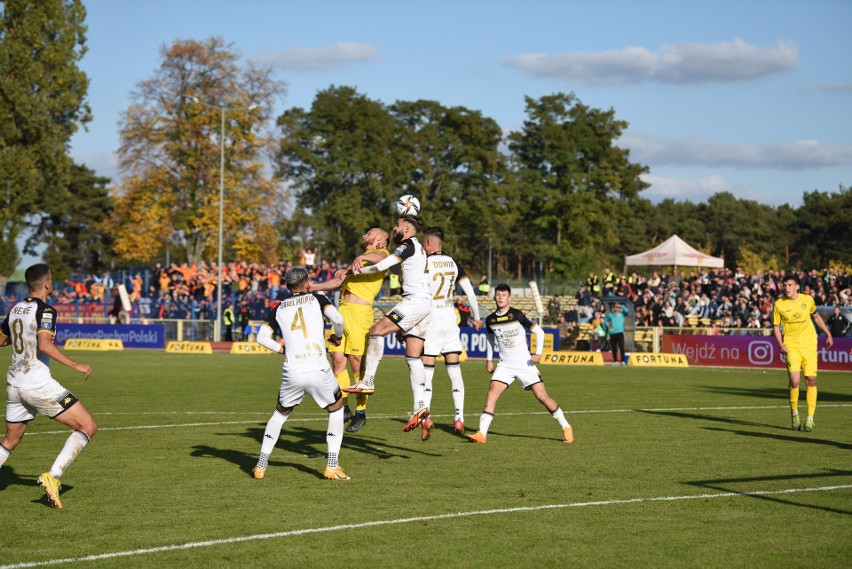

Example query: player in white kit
[343,214,433,432]
[466,284,574,444]
[252,266,350,480]
[0,264,98,509]
[416,226,482,440]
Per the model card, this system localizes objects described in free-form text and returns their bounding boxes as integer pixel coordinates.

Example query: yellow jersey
[341,248,389,306]
[773,294,817,346]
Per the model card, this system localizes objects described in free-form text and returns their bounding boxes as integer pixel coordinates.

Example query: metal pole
[216,106,225,342]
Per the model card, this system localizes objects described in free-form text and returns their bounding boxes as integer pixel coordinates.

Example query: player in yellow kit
[311,228,389,432]
[772,274,833,432]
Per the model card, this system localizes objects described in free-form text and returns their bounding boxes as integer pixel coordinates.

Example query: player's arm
[356,252,401,275]
[256,308,284,354]
[310,274,345,292]
[323,303,345,343]
[37,332,91,379]
[457,276,483,329]
[350,249,389,272]
[811,311,834,348]
[772,303,787,353]
[256,324,284,354]
[0,317,9,347]
[529,324,545,363]
[0,332,9,348]
[485,332,496,374]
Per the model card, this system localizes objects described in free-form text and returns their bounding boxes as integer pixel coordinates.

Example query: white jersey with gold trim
[261,292,338,373]
[1,297,57,389]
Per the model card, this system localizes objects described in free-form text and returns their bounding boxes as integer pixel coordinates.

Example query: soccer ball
[395,194,420,216]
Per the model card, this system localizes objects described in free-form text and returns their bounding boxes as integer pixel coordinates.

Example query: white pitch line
[20,403,852,436]
[2,484,850,569]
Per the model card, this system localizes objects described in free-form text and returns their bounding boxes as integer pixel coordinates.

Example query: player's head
[285,266,310,292]
[422,226,444,254]
[782,274,800,297]
[25,263,53,294]
[494,283,511,309]
[362,227,389,250]
[392,214,424,244]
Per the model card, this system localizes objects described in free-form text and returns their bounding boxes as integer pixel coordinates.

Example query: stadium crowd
[2,260,849,338]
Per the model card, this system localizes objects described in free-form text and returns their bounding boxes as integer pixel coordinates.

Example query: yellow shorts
[785,343,818,377]
[328,303,374,356]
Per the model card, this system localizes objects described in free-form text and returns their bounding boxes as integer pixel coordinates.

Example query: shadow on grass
[0,466,33,492]
[638,409,785,431]
[685,469,852,516]
[191,444,320,478]
[700,385,852,403]
[702,426,852,451]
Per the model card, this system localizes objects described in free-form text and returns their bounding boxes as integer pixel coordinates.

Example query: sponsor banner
[166,341,213,354]
[662,335,852,371]
[531,333,555,352]
[55,324,164,349]
[381,327,558,358]
[54,304,104,319]
[64,338,124,351]
[230,342,277,355]
[539,350,604,366]
[628,353,690,367]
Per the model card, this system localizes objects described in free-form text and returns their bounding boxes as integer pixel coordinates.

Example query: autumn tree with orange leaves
[109,37,286,265]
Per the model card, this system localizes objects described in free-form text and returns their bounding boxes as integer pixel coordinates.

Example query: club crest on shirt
[41,321,52,329]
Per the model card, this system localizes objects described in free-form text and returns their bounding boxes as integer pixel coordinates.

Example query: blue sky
[72,0,852,207]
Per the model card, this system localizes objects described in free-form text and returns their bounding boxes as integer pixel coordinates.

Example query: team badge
[41,321,52,329]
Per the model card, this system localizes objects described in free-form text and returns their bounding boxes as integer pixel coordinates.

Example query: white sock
[326,407,344,468]
[0,444,11,470]
[551,406,570,428]
[479,411,494,436]
[446,362,465,422]
[260,410,288,457]
[423,364,435,410]
[49,430,90,479]
[362,335,385,386]
[407,357,426,410]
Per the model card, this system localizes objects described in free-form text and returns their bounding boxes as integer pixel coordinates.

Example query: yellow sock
[806,385,817,418]
[335,370,351,404]
[789,385,799,413]
[352,373,368,412]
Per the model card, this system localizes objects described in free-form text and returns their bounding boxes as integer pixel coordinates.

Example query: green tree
[276,86,406,260]
[792,185,851,268]
[110,37,285,265]
[28,162,114,279]
[508,93,649,279]
[0,0,90,290]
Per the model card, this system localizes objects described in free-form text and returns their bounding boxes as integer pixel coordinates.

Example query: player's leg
[467,376,510,443]
[403,335,429,432]
[802,346,818,432]
[444,353,466,433]
[785,348,803,430]
[314,373,349,480]
[421,355,437,412]
[329,350,351,420]
[0,422,28,470]
[344,317,397,393]
[529,381,574,443]
[255,376,303,479]
[347,354,369,432]
[49,401,97,478]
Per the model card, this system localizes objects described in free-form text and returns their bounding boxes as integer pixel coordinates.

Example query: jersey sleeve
[807,295,816,315]
[261,307,281,336]
[313,292,332,311]
[515,309,535,330]
[37,304,57,335]
[772,301,781,326]
[392,240,416,261]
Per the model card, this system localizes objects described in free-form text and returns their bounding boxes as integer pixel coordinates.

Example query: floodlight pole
[216,105,225,343]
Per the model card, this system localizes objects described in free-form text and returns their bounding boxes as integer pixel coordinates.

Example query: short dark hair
[784,274,800,285]
[25,263,52,292]
[400,214,424,233]
[285,266,309,289]
[423,226,444,242]
[495,283,511,295]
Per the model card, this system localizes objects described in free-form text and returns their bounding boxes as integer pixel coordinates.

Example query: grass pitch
[1,351,850,568]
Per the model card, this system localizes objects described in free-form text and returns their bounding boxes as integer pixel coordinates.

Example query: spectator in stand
[827,306,849,338]
[545,295,562,325]
[575,285,593,320]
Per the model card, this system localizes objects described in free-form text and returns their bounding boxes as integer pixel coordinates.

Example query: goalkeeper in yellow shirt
[772,274,833,432]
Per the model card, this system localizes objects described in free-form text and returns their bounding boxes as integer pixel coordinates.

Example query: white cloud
[640,173,781,204]
[819,82,852,92]
[72,151,119,181]
[621,131,852,169]
[255,41,381,71]
[505,39,798,85]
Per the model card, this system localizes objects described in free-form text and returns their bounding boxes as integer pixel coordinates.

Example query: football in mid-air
[395,194,420,216]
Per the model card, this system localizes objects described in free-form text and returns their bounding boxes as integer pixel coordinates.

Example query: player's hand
[395,330,405,344]
[485,360,494,374]
[530,354,541,364]
[825,335,833,349]
[351,256,365,273]
[472,319,483,331]
[328,334,342,347]
[779,343,788,354]
[334,268,348,280]
[76,363,92,380]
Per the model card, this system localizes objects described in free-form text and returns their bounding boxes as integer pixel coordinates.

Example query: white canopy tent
[624,234,724,270]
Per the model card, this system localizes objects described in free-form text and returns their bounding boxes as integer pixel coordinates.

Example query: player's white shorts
[278,368,341,409]
[386,294,432,334]
[424,322,463,356]
[490,360,542,390]
[6,380,78,423]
